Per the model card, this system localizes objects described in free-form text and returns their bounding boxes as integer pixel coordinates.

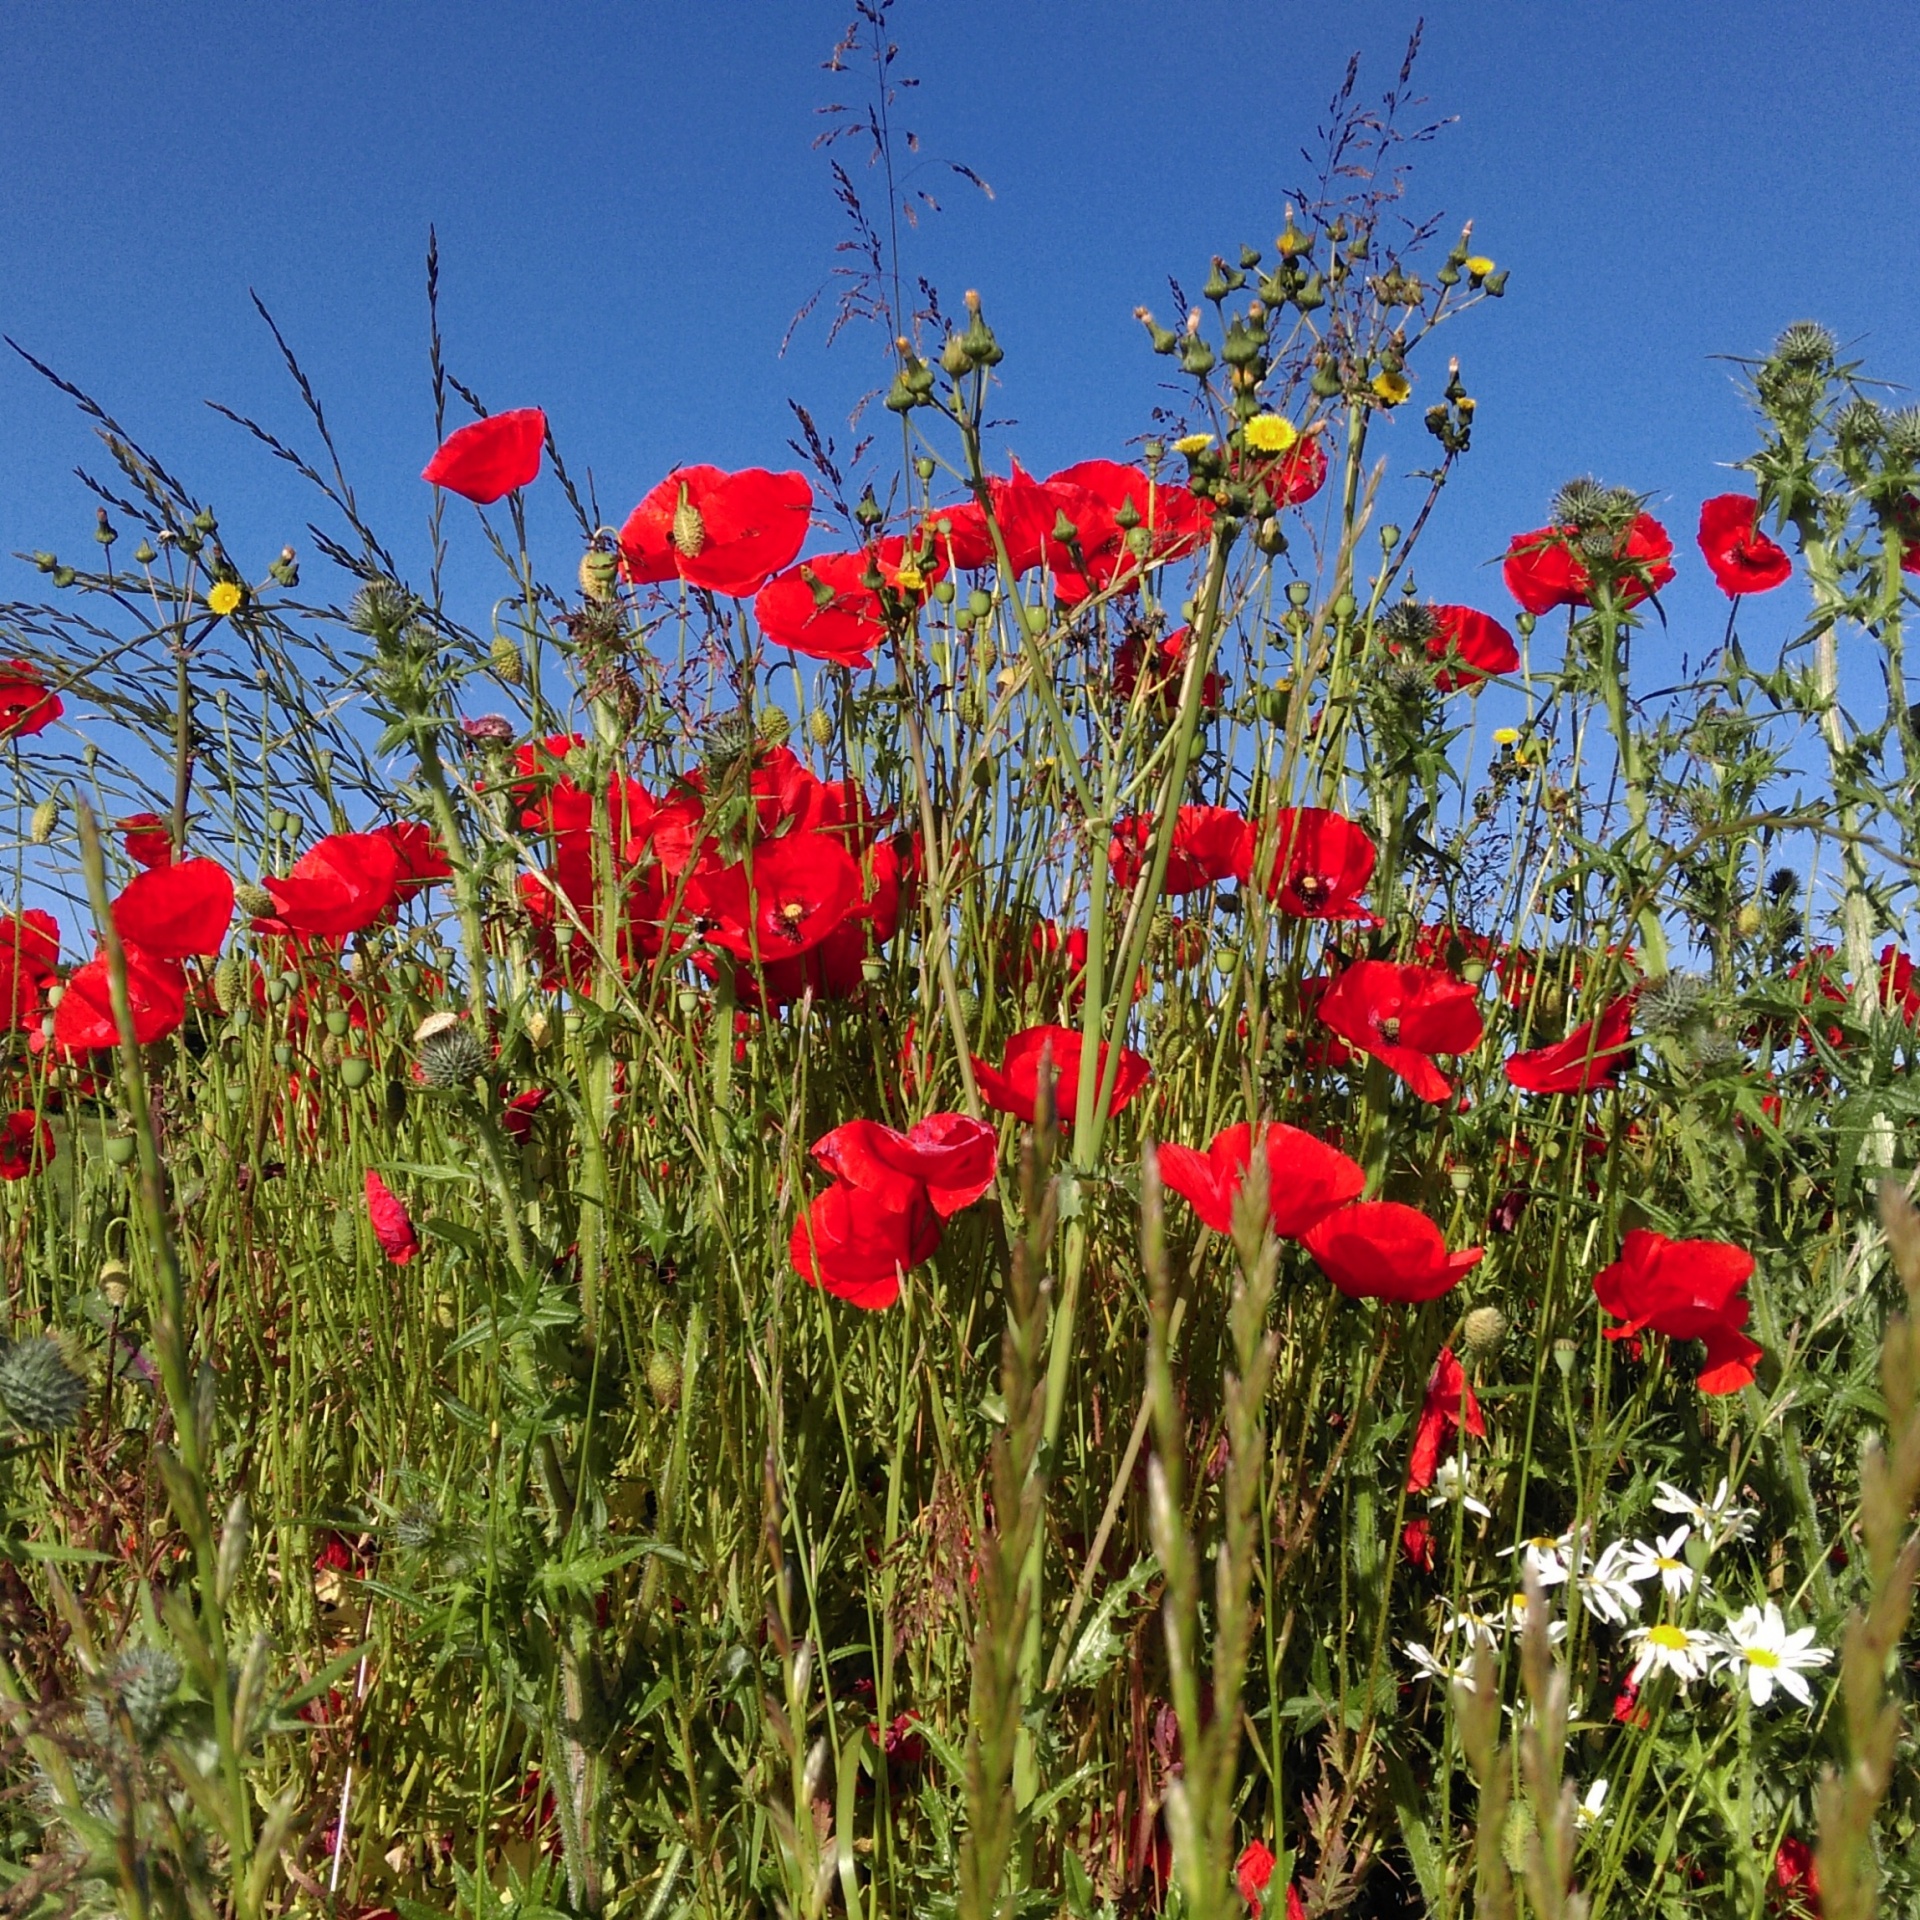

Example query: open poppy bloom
[0,911,60,1031]
[688,831,862,963]
[1234,1840,1306,1918]
[1314,959,1484,1104]
[119,812,173,869]
[1407,1345,1485,1491]
[372,821,452,896]
[971,1024,1151,1126]
[1156,1121,1365,1239]
[1045,459,1214,601]
[0,660,62,739]
[1505,993,1636,1094]
[1426,605,1520,691]
[1502,513,1675,614]
[1242,808,1377,920]
[421,408,546,505]
[620,465,813,598]
[1591,1227,1763,1394]
[1109,805,1248,896]
[0,1109,54,1180]
[54,944,188,1052]
[1303,1201,1484,1303]
[755,552,889,667]
[256,834,404,938]
[111,858,234,960]
[811,1112,997,1217]
[1112,624,1223,713]
[365,1170,419,1265]
[789,1177,942,1310]
[1697,494,1792,598]
[1259,434,1329,509]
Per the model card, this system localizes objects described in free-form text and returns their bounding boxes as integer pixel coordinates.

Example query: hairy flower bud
[1463,1306,1508,1356]
[0,1334,87,1435]
[489,634,524,685]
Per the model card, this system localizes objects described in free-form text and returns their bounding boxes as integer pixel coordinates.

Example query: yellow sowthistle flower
[1371,369,1412,407]
[206,581,243,617]
[1243,414,1299,455]
[1173,432,1215,456]
[1465,255,1495,277]
[892,563,926,595]
[1493,727,1520,747]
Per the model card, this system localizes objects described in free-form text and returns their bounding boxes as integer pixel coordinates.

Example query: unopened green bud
[29,797,58,844]
[489,634,524,685]
[1463,1306,1507,1356]
[755,704,791,748]
[234,882,277,919]
[807,705,835,747]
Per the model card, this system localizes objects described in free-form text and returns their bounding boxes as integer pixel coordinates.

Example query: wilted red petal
[1407,1346,1484,1491]
[365,1170,419,1265]
[421,408,546,505]
[1110,805,1247,896]
[112,858,234,959]
[119,812,174,869]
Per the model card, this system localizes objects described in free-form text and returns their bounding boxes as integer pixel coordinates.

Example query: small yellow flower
[1243,413,1299,455]
[1371,369,1412,407]
[206,580,243,617]
[1493,727,1520,747]
[893,563,926,595]
[1173,431,1216,457]
[1465,255,1495,277]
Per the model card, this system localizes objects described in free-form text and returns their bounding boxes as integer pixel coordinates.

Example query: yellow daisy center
[1648,1624,1690,1651]
[1743,1646,1780,1669]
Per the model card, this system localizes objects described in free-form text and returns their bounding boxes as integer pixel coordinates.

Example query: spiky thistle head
[1377,600,1438,649]
[1552,476,1641,534]
[1690,1028,1745,1070]
[1636,971,1711,1036]
[394,1500,441,1554]
[1882,406,1920,466]
[1772,321,1838,371]
[0,1334,87,1435]
[1835,397,1887,452]
[702,707,757,779]
[416,1023,490,1093]
[85,1646,183,1753]
[347,578,416,641]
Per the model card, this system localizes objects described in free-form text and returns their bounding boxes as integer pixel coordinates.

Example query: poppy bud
[1463,1305,1507,1355]
[489,635,524,685]
[234,882,277,919]
[670,485,707,560]
[29,796,58,844]
[578,546,620,603]
[646,1347,682,1411]
[807,705,835,746]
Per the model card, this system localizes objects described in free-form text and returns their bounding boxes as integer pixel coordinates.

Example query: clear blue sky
[5,0,1919,667]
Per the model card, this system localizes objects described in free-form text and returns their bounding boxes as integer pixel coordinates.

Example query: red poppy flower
[1773,1839,1820,1916]
[755,552,888,667]
[421,408,546,505]
[811,1112,998,1218]
[789,1178,941,1310]
[371,821,452,895]
[0,660,62,739]
[1407,1345,1485,1491]
[1303,1201,1483,1303]
[1402,1516,1436,1571]
[1232,1840,1305,1918]
[1109,805,1248,896]
[970,1024,1151,1126]
[364,1170,419,1265]
[1591,1227,1762,1394]
[620,465,813,598]
[1502,513,1676,614]
[503,1089,547,1145]
[54,944,188,1052]
[1112,624,1223,712]
[257,834,404,938]
[1046,459,1213,600]
[119,812,173,869]
[1241,808,1378,921]
[0,910,59,1030]
[111,858,234,960]
[1426,605,1519,691]
[1156,1121,1364,1239]
[1696,495,1792,598]
[0,1109,53,1180]
[1266,435,1328,508]
[687,831,863,962]
[1505,993,1636,1094]
[1314,960,1484,1104]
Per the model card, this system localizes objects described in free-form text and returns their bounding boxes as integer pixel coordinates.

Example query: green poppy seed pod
[331,1207,358,1263]
[646,1347,682,1411]
[105,1133,138,1168]
[807,705,835,747]
[954,607,975,632]
[932,578,956,605]
[29,796,58,844]
[675,987,701,1017]
[1379,524,1402,552]
[1463,1306,1507,1356]
[914,455,937,482]
[273,1042,294,1068]
[490,634,524,685]
[338,1056,372,1090]
[967,588,993,619]
[324,1007,351,1038]
[1552,1337,1576,1378]
[1023,603,1048,635]
[1285,580,1313,609]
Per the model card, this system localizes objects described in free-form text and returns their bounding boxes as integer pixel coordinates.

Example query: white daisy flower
[1620,1527,1703,1600]
[1576,1779,1609,1829]
[1442,1604,1506,1650]
[1405,1641,1477,1690]
[1626,1620,1717,1688]
[1653,1478,1756,1550]
[1715,1603,1832,1708]
[1501,1590,1569,1645]
[1576,1540,1644,1626]
[1427,1457,1493,1518]
[1498,1530,1575,1588]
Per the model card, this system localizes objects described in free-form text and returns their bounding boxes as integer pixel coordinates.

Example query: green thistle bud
[395,1501,440,1553]
[807,705,835,747]
[0,1334,87,1435]
[1882,406,1920,464]
[702,707,757,777]
[755,705,791,748]
[1836,398,1887,449]
[1772,320,1837,370]
[1636,971,1709,1036]
[1690,1028,1744,1070]
[418,1024,490,1092]
[646,1347,682,1411]
[1377,601,1438,649]
[490,634,524,685]
[1463,1306,1507,1356]
[234,882,277,919]
[348,579,413,639]
[29,796,58,844]
[107,1647,182,1750]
